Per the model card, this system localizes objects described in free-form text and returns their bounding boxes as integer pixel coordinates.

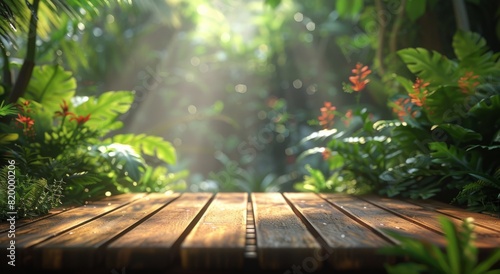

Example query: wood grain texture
[180,193,247,270]
[106,193,213,269]
[0,193,146,266]
[321,194,447,246]
[363,195,500,249]
[35,193,179,269]
[0,205,74,233]
[284,193,391,270]
[252,192,321,270]
[412,199,500,233]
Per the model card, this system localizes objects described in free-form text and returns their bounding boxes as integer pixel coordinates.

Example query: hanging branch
[8,0,40,104]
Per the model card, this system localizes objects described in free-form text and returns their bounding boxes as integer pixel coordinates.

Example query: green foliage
[297,31,500,213]
[381,217,500,274]
[105,134,176,165]
[0,65,185,219]
[406,0,427,22]
[73,91,134,134]
[397,48,457,85]
[336,0,364,19]
[24,65,76,112]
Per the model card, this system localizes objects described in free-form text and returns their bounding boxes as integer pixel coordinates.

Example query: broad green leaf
[73,91,134,134]
[95,143,145,182]
[469,95,500,116]
[406,0,426,22]
[437,124,482,143]
[0,133,18,144]
[25,65,76,112]
[395,75,416,95]
[265,0,281,8]
[425,86,468,124]
[429,142,480,170]
[398,48,457,84]
[336,0,363,19]
[453,31,498,75]
[105,134,177,164]
[462,95,500,142]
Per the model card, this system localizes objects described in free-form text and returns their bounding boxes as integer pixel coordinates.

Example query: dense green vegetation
[0,0,499,219]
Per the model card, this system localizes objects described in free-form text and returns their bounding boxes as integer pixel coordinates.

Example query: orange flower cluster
[322,148,331,160]
[15,101,35,137]
[392,97,418,121]
[318,102,336,129]
[343,109,353,127]
[458,71,479,95]
[71,114,91,125]
[349,63,371,92]
[55,100,73,118]
[409,78,430,107]
[54,100,91,126]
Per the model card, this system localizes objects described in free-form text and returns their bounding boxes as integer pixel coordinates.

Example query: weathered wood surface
[252,192,321,270]
[1,192,498,273]
[180,193,247,269]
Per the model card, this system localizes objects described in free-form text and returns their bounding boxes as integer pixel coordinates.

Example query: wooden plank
[0,193,146,266]
[411,199,500,233]
[180,192,247,270]
[284,193,392,270]
[252,192,321,270]
[321,194,447,246]
[106,193,213,269]
[363,196,500,249]
[0,205,74,233]
[34,193,179,269]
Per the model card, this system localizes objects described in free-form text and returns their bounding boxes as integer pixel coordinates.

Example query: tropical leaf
[264,0,281,9]
[104,134,177,165]
[0,133,18,145]
[24,65,76,112]
[73,91,134,134]
[93,143,145,182]
[425,86,468,124]
[453,31,498,75]
[398,48,457,84]
[406,0,427,22]
[437,124,482,144]
[336,0,363,19]
[429,142,481,171]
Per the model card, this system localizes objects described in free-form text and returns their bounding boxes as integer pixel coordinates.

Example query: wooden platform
[1,192,499,273]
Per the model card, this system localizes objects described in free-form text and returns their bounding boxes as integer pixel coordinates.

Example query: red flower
[70,114,91,125]
[409,78,430,107]
[322,148,331,160]
[318,102,336,129]
[16,114,34,128]
[392,97,418,121]
[349,63,371,92]
[458,71,479,95]
[15,114,35,136]
[343,109,353,127]
[55,100,74,117]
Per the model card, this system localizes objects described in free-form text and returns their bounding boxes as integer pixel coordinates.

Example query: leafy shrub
[295,31,500,213]
[381,217,500,274]
[0,66,185,219]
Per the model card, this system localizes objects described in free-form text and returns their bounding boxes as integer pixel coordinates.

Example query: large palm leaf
[0,0,127,46]
[1,0,128,103]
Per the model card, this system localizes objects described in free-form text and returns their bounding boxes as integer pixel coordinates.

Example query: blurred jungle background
[1,0,499,218]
